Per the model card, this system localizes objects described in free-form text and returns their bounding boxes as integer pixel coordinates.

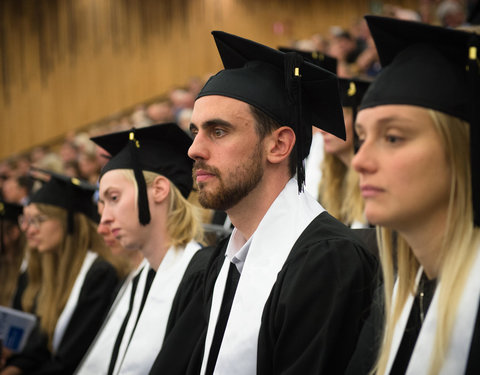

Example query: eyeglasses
[18,214,50,230]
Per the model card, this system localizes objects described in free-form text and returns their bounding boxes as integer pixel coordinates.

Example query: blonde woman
[319,77,370,227]
[86,123,209,375]
[1,174,120,375]
[348,16,480,374]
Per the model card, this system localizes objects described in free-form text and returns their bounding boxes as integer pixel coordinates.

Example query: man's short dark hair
[249,105,297,177]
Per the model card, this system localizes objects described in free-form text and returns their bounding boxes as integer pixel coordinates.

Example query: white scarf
[74,259,147,375]
[385,243,480,374]
[114,241,202,375]
[111,262,151,374]
[52,251,98,353]
[200,179,324,375]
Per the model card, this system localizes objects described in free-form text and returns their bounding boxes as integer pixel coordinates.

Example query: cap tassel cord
[284,52,305,192]
[0,217,4,256]
[66,184,75,234]
[468,40,480,226]
[129,130,151,225]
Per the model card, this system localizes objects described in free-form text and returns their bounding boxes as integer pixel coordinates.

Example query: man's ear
[151,175,170,204]
[265,126,296,164]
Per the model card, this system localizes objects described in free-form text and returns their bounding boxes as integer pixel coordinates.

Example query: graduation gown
[185,179,377,374]
[148,245,215,375]
[74,260,147,375]
[7,254,119,375]
[256,212,377,374]
[346,246,480,375]
[112,241,203,375]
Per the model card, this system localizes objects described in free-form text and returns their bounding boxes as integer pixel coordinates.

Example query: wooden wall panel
[0,0,418,159]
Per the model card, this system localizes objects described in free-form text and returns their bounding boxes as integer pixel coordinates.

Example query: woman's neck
[401,211,448,279]
[337,150,352,167]
[141,227,170,271]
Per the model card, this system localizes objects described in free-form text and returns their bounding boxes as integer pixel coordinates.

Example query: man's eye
[214,128,225,137]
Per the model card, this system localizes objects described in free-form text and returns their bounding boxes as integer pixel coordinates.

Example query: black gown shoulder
[148,245,216,375]
[346,285,480,375]
[7,257,119,375]
[257,212,378,374]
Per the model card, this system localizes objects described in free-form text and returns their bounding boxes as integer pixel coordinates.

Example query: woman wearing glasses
[1,173,120,375]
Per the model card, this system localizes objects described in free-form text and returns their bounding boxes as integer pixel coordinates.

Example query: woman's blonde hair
[318,108,365,226]
[373,109,480,375]
[120,170,204,248]
[21,203,121,348]
[0,221,26,306]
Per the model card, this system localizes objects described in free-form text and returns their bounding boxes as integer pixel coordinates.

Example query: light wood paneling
[0,0,417,159]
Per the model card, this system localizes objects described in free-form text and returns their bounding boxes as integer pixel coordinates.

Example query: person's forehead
[99,170,132,194]
[191,95,253,126]
[193,95,251,113]
[24,204,38,215]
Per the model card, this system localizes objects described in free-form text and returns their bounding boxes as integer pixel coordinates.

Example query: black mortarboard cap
[339,78,371,109]
[339,77,371,152]
[278,47,338,74]
[360,15,480,225]
[468,1,480,25]
[90,123,193,225]
[198,31,345,191]
[29,170,98,233]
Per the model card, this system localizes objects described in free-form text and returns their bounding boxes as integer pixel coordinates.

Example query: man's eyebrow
[191,118,234,130]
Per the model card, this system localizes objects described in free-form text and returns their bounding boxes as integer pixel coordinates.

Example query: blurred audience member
[177,108,193,134]
[146,101,175,124]
[2,176,32,205]
[437,0,467,27]
[78,151,101,185]
[59,141,79,164]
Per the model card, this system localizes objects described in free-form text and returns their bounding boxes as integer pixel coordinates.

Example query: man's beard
[193,143,264,211]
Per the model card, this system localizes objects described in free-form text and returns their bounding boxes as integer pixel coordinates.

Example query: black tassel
[284,52,305,192]
[66,182,75,234]
[128,130,151,225]
[0,218,4,256]
[349,81,361,153]
[467,39,480,226]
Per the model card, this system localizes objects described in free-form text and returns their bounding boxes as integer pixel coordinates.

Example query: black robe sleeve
[464,297,480,374]
[345,284,385,375]
[257,213,378,375]
[12,271,28,311]
[7,257,119,375]
[148,245,216,375]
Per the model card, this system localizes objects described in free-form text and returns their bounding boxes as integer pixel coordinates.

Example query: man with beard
[150,32,377,375]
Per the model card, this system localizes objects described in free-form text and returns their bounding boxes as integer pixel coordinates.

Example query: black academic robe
[257,212,378,374]
[346,286,480,375]
[6,257,118,375]
[12,271,28,311]
[148,246,215,375]
[160,212,378,374]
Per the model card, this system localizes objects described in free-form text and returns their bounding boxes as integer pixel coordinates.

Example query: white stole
[74,259,147,375]
[112,262,151,374]
[115,241,202,375]
[52,251,98,353]
[200,179,324,375]
[384,243,480,375]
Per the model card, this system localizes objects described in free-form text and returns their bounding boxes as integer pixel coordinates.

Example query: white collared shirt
[225,229,252,274]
